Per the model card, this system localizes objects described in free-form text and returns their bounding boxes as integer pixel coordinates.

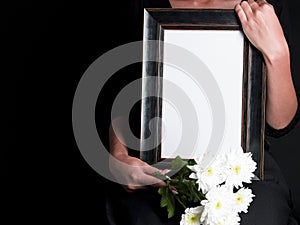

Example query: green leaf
[157,156,206,218]
[158,185,176,218]
[174,194,187,209]
[171,156,188,172]
[159,186,168,208]
[158,186,165,195]
[166,190,175,218]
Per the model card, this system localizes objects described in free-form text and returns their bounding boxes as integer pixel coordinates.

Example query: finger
[161,169,171,175]
[256,0,267,5]
[123,174,164,191]
[124,178,165,192]
[235,4,247,24]
[152,182,166,188]
[169,185,179,194]
[248,0,259,11]
[148,177,166,188]
[143,174,166,187]
[142,165,162,175]
[123,184,148,192]
[240,0,253,17]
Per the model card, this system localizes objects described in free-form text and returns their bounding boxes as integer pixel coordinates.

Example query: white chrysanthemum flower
[188,156,226,194]
[200,186,235,225]
[212,213,241,225]
[223,147,257,189]
[233,187,255,213]
[224,214,241,225]
[180,206,204,225]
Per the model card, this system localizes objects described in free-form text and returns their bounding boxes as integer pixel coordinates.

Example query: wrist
[263,42,290,66]
[111,150,129,161]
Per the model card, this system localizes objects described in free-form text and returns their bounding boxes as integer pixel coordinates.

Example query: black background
[9,0,300,223]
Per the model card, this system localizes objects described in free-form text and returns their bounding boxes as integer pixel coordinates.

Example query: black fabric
[104,0,300,224]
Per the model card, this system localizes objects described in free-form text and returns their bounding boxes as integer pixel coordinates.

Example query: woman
[105,0,300,224]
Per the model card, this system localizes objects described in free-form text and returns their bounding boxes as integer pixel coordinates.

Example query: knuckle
[240,1,248,7]
[139,161,148,166]
[261,3,273,11]
[129,172,139,181]
[235,8,242,15]
[254,9,263,18]
[249,1,258,8]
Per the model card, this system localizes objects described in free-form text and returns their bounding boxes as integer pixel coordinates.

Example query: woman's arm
[235,0,298,129]
[109,119,166,192]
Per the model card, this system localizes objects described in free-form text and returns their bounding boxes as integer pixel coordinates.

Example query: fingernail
[161,169,171,174]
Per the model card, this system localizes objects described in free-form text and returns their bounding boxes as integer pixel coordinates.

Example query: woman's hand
[109,154,167,192]
[235,0,289,64]
[109,120,166,192]
[235,0,298,129]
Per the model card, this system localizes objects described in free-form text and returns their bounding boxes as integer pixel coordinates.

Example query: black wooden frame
[140,8,266,179]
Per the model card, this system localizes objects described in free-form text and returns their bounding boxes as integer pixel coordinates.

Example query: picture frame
[140,8,266,179]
